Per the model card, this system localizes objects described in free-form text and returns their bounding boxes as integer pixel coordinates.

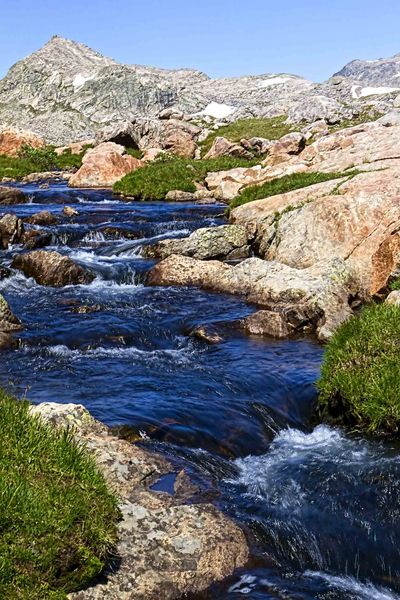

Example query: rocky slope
[1,36,400,144]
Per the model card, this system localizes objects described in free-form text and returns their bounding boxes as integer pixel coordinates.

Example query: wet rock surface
[0,213,24,249]
[0,294,22,342]
[148,255,357,340]
[0,186,27,205]
[11,250,95,287]
[28,403,249,600]
[142,224,250,261]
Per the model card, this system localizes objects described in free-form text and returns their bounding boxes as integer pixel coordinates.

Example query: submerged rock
[241,310,292,338]
[148,255,357,340]
[11,250,95,287]
[142,225,250,261]
[190,324,224,344]
[0,331,19,350]
[28,402,248,600]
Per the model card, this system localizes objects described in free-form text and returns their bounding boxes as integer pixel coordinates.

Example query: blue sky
[1,0,400,81]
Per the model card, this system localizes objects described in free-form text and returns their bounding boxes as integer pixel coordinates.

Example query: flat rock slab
[29,403,248,600]
[148,254,357,340]
[142,224,250,261]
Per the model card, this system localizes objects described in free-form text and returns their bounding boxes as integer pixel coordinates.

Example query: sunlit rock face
[2,36,399,145]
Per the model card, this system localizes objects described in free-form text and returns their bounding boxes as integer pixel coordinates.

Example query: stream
[1,182,400,600]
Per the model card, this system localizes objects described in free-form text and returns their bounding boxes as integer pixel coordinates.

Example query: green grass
[317,303,400,435]
[389,276,400,291]
[0,145,92,180]
[125,147,143,160]
[113,154,258,200]
[199,116,295,157]
[328,108,383,133]
[0,391,119,599]
[229,170,360,211]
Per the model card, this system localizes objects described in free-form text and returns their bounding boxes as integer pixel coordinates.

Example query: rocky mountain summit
[1,36,400,145]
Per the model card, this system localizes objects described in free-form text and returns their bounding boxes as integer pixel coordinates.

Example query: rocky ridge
[1,36,400,145]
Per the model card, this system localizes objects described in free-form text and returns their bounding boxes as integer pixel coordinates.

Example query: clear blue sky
[1,0,400,81]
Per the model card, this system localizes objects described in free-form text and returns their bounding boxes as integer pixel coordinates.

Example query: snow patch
[257,76,292,88]
[200,102,236,119]
[360,86,400,97]
[73,73,94,89]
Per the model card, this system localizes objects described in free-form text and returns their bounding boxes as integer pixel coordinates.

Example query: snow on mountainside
[0,36,399,144]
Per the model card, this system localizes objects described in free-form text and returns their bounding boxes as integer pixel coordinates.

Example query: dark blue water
[1,183,400,600]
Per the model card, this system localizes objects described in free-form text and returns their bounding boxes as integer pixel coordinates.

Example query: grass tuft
[199,116,295,157]
[113,154,258,200]
[0,391,118,599]
[0,145,92,180]
[317,303,400,435]
[229,170,361,211]
[389,276,400,291]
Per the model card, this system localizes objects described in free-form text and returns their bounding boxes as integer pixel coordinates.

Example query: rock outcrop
[142,225,250,261]
[28,402,248,600]
[12,250,95,287]
[204,137,253,160]
[231,122,400,295]
[0,127,44,156]
[69,142,143,187]
[148,255,357,340]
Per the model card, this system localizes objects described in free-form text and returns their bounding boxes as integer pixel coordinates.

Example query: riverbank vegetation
[317,303,400,435]
[0,390,118,599]
[229,170,360,210]
[0,145,90,180]
[114,154,258,200]
[199,115,294,157]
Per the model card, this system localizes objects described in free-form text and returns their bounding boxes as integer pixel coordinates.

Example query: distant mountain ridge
[0,36,399,144]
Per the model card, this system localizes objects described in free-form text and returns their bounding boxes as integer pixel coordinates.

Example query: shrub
[55,145,93,170]
[229,170,361,210]
[317,303,400,434]
[199,116,295,156]
[113,154,257,200]
[0,391,118,599]
[17,145,59,171]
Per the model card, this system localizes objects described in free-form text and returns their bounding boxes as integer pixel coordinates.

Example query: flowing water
[1,182,400,600]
